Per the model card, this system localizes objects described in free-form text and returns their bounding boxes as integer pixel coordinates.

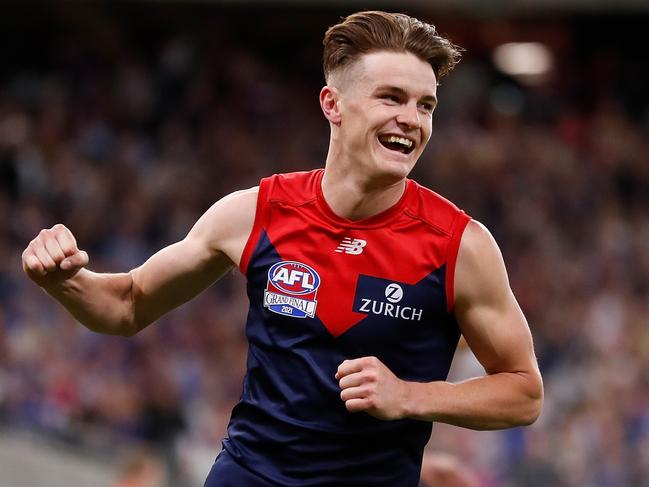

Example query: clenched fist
[22,224,89,288]
[336,356,411,421]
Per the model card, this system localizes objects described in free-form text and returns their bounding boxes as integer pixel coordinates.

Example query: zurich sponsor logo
[353,277,425,322]
[384,283,404,303]
[264,261,321,318]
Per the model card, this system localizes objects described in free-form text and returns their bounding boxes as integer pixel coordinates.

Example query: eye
[381,94,400,104]
[419,102,435,114]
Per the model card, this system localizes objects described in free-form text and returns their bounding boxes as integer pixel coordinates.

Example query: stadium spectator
[113,447,167,487]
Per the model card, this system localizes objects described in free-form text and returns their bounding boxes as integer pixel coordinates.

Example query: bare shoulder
[208,186,259,220]
[455,219,510,308]
[189,186,259,266]
[459,219,500,257]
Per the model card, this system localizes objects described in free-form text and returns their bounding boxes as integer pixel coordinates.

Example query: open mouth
[378,134,415,155]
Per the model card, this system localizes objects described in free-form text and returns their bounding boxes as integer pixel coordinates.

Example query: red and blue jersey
[224,169,470,486]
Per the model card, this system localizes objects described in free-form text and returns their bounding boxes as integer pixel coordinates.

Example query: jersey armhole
[239,176,273,275]
[445,212,471,313]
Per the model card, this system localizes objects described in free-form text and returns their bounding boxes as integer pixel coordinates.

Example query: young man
[22,11,543,487]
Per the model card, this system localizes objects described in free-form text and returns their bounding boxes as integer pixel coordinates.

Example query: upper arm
[129,187,258,328]
[453,220,541,382]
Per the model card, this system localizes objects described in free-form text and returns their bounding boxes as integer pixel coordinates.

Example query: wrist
[401,380,445,421]
[400,380,421,420]
[43,268,85,297]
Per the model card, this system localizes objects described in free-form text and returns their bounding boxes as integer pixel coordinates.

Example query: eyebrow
[374,85,438,106]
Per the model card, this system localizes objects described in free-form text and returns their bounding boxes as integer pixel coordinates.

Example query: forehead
[352,50,438,96]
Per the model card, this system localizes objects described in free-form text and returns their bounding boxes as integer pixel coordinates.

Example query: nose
[396,101,421,130]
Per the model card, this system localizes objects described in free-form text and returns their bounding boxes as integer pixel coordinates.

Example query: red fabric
[241,169,470,336]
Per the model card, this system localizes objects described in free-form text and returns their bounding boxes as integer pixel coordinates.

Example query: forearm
[44,268,137,336]
[404,371,543,430]
[402,220,544,430]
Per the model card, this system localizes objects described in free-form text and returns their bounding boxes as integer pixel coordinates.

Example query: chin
[371,144,418,180]
[372,160,415,183]
[383,152,419,175]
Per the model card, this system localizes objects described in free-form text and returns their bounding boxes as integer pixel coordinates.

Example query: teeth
[386,136,413,148]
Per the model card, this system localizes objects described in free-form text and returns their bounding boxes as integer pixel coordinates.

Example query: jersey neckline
[313,169,415,229]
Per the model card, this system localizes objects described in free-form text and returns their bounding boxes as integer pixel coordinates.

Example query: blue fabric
[218,231,459,486]
[205,449,276,487]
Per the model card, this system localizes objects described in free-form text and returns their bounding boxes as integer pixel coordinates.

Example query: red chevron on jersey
[240,169,471,337]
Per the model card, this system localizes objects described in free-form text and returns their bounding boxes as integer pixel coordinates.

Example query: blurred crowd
[0,5,647,487]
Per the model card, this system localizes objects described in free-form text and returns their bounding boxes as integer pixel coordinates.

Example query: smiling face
[322,50,438,184]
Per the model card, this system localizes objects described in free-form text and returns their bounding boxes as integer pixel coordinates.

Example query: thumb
[60,250,89,271]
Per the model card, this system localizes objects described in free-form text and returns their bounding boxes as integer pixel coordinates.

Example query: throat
[321,172,407,221]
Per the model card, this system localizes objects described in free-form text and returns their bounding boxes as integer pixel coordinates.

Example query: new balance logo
[335,238,367,255]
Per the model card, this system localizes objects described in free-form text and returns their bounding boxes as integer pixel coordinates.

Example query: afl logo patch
[264,261,321,318]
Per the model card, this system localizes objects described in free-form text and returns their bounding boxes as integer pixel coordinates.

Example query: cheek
[422,119,433,141]
[347,114,375,140]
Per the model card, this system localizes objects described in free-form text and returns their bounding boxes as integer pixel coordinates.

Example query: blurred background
[1,1,648,486]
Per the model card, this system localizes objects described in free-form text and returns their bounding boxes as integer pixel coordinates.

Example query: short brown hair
[323,11,462,83]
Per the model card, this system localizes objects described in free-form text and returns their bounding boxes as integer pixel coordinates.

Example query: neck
[321,164,407,221]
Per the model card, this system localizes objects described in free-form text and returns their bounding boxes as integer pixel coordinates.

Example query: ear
[320,85,342,125]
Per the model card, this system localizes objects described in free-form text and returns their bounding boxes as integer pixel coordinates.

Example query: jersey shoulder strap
[239,170,320,273]
[406,181,471,311]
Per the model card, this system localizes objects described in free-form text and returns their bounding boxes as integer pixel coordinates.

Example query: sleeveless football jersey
[223,169,471,486]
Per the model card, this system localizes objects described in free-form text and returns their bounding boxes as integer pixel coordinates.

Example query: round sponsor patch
[385,283,404,303]
[264,261,321,318]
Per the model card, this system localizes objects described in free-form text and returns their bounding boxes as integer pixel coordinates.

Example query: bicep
[130,235,234,327]
[130,187,258,326]
[453,221,538,375]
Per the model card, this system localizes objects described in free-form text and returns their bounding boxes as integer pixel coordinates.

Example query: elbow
[94,319,141,337]
[116,322,141,337]
[118,270,146,337]
[115,314,153,338]
[83,319,141,337]
[518,394,543,426]
[487,369,544,429]
[517,373,544,427]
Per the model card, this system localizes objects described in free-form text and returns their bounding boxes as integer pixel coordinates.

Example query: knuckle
[65,243,79,254]
[364,356,378,366]
[346,400,361,412]
[363,371,377,383]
